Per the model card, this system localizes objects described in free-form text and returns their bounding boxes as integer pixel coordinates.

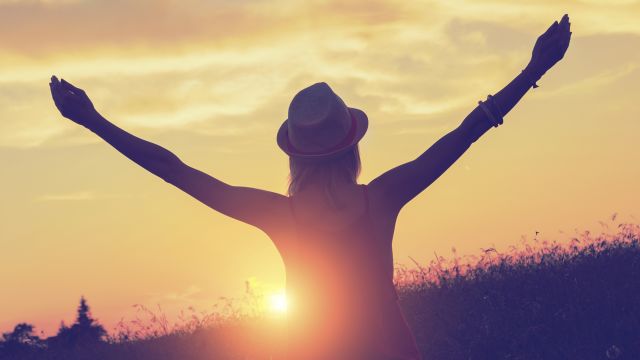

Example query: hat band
[286,109,358,156]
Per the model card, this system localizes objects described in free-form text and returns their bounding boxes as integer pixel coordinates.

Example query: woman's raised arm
[369,14,572,214]
[49,76,287,235]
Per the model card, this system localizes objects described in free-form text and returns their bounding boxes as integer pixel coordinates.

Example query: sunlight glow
[269,292,288,314]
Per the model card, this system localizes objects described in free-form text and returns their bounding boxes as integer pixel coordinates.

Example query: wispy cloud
[33,191,134,202]
[34,191,96,201]
[163,285,203,302]
[1,0,638,149]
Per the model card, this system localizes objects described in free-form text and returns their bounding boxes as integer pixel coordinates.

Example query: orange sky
[1,0,639,336]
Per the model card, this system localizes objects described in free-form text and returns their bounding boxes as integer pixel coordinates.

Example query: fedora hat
[277,82,368,159]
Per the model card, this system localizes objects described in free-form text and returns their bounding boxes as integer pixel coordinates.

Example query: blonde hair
[287,145,362,209]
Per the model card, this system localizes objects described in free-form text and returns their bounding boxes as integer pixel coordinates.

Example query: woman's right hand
[527,14,572,78]
[49,75,100,128]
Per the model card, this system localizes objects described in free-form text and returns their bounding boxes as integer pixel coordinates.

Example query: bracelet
[521,69,540,88]
[486,95,504,126]
[478,100,500,128]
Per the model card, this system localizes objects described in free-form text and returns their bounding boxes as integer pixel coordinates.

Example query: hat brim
[277,107,368,160]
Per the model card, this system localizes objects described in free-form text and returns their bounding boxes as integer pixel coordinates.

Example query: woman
[49,14,571,360]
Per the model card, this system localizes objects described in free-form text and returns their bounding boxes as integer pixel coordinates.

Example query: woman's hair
[287,144,361,209]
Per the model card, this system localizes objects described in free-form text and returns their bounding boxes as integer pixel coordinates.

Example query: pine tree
[76,296,93,328]
[49,296,106,349]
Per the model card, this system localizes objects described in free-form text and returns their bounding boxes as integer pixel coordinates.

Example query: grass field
[2,220,639,359]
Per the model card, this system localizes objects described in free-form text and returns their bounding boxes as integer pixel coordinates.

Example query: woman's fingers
[60,78,74,90]
[50,79,62,101]
[548,19,569,46]
[49,82,58,104]
[49,75,71,110]
[558,17,571,46]
[540,21,559,43]
[61,78,85,95]
[561,14,570,31]
[50,75,69,96]
[51,75,83,97]
[543,21,558,38]
[542,21,557,36]
[543,14,569,41]
[562,32,572,50]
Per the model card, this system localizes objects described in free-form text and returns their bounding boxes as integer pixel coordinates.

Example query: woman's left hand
[49,75,99,127]
[528,14,572,77]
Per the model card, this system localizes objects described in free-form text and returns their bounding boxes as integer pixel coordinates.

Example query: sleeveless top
[276,184,422,360]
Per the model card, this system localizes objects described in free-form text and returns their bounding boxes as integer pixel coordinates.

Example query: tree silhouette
[76,296,93,328]
[48,296,106,349]
[0,322,43,354]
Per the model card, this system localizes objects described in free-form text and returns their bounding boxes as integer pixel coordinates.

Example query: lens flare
[269,292,288,314]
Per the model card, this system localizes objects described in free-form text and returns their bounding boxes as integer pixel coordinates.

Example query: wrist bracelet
[478,100,500,128]
[521,69,540,88]
[486,95,504,126]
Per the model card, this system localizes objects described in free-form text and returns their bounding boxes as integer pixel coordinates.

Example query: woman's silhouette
[49,14,571,360]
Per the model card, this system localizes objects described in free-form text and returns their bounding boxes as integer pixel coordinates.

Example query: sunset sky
[1,0,639,336]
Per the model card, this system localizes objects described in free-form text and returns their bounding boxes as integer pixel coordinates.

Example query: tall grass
[2,218,639,359]
[396,219,640,360]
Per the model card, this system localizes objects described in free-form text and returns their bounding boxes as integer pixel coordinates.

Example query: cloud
[33,190,133,201]
[34,191,96,201]
[2,0,640,149]
[0,0,269,54]
[163,285,203,302]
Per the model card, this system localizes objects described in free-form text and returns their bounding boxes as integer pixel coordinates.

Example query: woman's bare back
[284,182,397,237]
[269,182,419,359]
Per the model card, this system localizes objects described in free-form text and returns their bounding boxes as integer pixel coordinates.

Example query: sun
[269,292,288,314]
